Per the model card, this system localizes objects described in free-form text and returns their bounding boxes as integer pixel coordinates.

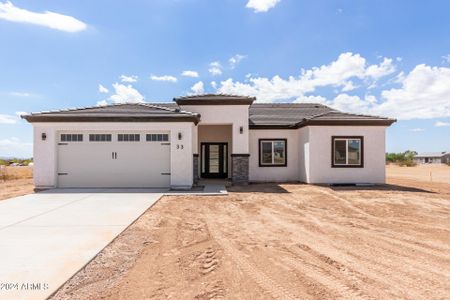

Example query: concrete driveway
[0,189,165,300]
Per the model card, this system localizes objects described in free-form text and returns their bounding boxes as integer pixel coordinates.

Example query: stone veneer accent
[193,154,199,184]
[231,154,250,184]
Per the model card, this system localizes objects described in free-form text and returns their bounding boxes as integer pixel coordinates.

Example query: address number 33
[176,144,184,149]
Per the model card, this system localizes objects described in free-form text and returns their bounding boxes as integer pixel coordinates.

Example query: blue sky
[1,0,450,157]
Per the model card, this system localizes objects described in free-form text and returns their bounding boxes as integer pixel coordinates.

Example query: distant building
[413,152,450,164]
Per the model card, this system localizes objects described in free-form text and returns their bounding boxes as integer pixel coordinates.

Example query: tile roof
[21,103,200,123]
[22,100,396,127]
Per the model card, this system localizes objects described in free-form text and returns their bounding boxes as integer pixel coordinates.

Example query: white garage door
[57,132,171,188]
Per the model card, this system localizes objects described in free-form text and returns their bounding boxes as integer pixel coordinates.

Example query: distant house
[414,152,450,164]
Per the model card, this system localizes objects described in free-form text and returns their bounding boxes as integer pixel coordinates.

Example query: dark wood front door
[201,143,228,178]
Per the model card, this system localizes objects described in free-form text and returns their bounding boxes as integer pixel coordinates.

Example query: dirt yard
[0,166,34,200]
[387,164,450,195]
[51,181,450,300]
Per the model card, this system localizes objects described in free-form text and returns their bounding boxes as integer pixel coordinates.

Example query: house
[22,94,396,189]
[413,152,450,164]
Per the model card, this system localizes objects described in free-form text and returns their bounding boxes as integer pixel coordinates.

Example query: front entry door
[201,143,228,178]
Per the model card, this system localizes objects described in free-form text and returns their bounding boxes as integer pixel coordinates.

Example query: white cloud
[150,75,177,82]
[246,0,281,13]
[0,137,32,158]
[213,53,450,120]
[442,55,450,63]
[208,61,223,76]
[435,121,450,127]
[9,91,36,97]
[96,100,108,106]
[15,111,27,117]
[229,54,246,69]
[190,81,204,95]
[217,53,395,102]
[181,70,199,78]
[365,58,396,80]
[410,128,425,132]
[109,83,144,103]
[98,84,109,93]
[0,1,87,32]
[120,75,138,83]
[375,65,450,119]
[0,114,17,124]
[211,81,217,89]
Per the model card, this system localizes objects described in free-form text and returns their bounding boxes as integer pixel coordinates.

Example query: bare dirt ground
[51,180,450,300]
[387,164,450,195]
[0,166,34,201]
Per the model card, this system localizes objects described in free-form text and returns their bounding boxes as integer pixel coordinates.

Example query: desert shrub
[386,150,417,166]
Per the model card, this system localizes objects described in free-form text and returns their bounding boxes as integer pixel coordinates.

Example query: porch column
[231,154,249,184]
[192,124,199,184]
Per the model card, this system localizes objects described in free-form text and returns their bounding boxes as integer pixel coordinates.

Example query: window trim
[331,136,364,168]
[258,138,287,167]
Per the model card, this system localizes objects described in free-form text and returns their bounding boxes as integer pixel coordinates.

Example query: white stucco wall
[180,105,249,154]
[308,126,387,184]
[32,122,194,188]
[298,127,310,183]
[249,129,300,182]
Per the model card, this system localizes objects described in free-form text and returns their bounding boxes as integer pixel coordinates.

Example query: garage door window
[118,134,140,142]
[146,134,169,142]
[61,134,83,142]
[89,134,112,142]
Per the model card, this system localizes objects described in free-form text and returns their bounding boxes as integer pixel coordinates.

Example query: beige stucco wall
[248,129,300,182]
[197,125,232,178]
[32,122,194,188]
[308,126,387,184]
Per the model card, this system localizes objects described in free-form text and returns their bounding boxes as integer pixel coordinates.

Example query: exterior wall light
[239,126,244,134]
[41,133,47,141]
[178,132,182,140]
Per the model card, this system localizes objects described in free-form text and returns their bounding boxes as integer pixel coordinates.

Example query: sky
[1,0,450,158]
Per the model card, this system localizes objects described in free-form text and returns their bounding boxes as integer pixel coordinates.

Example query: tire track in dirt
[204,214,300,300]
[256,205,426,299]
[215,201,367,299]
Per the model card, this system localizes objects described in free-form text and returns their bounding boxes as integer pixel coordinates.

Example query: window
[332,136,363,167]
[146,134,169,142]
[259,139,287,167]
[89,134,112,142]
[118,134,140,142]
[61,134,83,142]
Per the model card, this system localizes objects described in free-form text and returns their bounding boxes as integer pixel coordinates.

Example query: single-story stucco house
[22,94,396,189]
[413,152,450,164]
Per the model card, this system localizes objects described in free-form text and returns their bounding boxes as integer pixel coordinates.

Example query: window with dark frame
[332,136,363,167]
[146,134,169,142]
[258,139,287,167]
[60,134,83,142]
[89,134,112,142]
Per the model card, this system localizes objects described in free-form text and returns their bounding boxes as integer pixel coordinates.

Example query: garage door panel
[57,132,171,188]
